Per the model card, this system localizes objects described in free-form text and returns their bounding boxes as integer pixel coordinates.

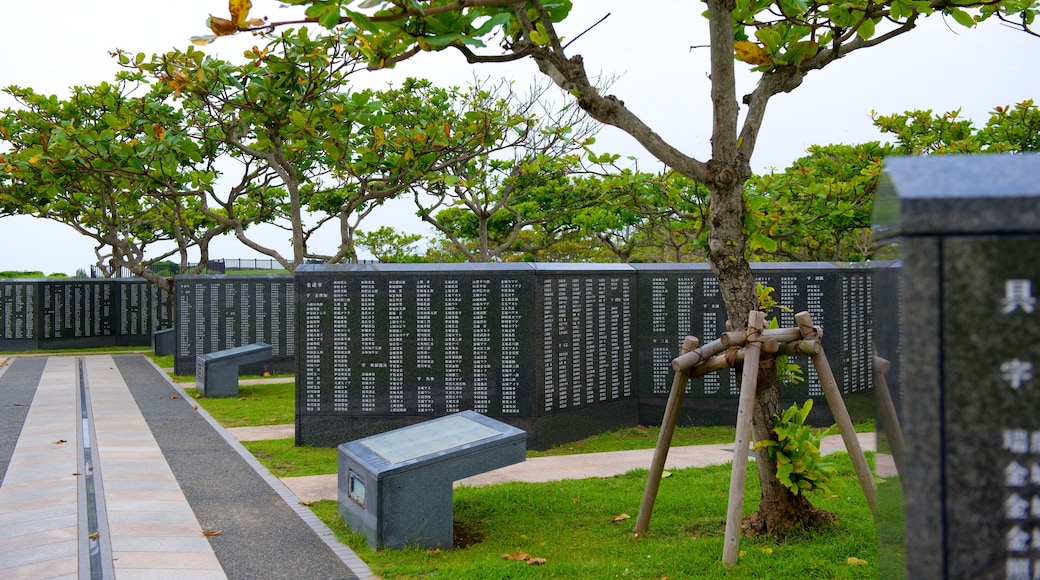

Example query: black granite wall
[633,262,877,427]
[294,262,884,449]
[173,275,295,375]
[0,279,172,351]
[294,264,639,449]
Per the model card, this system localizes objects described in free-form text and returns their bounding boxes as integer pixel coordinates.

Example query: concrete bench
[152,328,175,356]
[338,411,526,549]
[195,342,272,397]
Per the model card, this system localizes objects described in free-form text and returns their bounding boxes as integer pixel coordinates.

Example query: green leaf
[471,12,512,36]
[422,33,461,48]
[529,25,548,45]
[750,232,778,252]
[343,8,375,32]
[755,27,782,53]
[946,7,977,28]
[856,18,876,40]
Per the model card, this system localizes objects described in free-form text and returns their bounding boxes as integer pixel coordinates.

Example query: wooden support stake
[720,326,808,348]
[873,347,904,477]
[690,352,732,378]
[688,339,788,379]
[794,311,878,521]
[722,310,766,566]
[634,336,699,536]
[672,337,727,372]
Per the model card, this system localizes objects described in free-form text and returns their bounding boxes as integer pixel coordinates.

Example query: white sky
[1,0,1037,274]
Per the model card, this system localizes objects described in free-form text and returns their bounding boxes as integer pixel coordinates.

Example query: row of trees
[6,29,1034,286]
[0,30,606,292]
[344,100,1040,265]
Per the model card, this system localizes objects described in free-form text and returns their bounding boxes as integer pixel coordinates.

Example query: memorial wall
[0,266,889,450]
[173,275,295,375]
[295,262,886,449]
[295,264,640,448]
[0,279,172,351]
[634,263,877,425]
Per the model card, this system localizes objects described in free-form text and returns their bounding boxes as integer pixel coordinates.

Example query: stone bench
[338,411,526,549]
[195,342,272,397]
[152,328,175,356]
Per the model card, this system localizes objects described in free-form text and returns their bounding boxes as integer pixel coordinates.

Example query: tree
[412,77,607,262]
[874,99,1040,155]
[744,142,892,262]
[354,225,425,262]
[139,30,531,269]
[202,0,1039,536]
[0,73,229,294]
[135,30,373,271]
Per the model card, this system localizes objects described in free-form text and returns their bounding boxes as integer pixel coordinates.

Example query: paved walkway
[0,355,370,580]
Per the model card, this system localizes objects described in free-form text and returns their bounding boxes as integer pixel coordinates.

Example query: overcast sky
[2,0,1038,274]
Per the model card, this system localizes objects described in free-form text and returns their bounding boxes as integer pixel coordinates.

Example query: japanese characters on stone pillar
[874,153,1040,580]
[999,277,1040,580]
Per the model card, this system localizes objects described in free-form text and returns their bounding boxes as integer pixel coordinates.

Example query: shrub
[753,399,839,496]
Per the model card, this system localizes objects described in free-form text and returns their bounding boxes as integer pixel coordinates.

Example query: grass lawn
[1,346,148,356]
[184,382,295,426]
[182,367,882,577]
[242,438,336,477]
[311,453,878,579]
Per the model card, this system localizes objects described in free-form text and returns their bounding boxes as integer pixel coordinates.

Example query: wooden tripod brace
[632,310,878,567]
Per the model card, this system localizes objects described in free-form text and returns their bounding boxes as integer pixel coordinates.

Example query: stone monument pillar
[874,153,1040,579]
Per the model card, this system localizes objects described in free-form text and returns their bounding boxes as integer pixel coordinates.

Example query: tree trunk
[744,365,836,535]
[707,175,834,536]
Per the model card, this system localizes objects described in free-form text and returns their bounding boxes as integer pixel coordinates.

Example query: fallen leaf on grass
[299,500,315,506]
[610,513,631,523]
[847,557,868,566]
[202,530,223,537]
[501,551,532,561]
[501,551,546,565]
[662,470,673,478]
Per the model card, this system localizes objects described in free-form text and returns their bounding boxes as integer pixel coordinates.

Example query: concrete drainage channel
[77,357,114,579]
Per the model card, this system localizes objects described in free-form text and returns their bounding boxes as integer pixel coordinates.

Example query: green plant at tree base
[754,399,839,496]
